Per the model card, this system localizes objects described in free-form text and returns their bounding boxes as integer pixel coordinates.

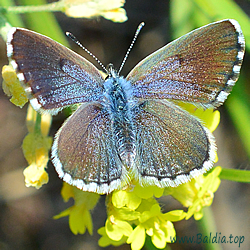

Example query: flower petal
[2,64,28,107]
[112,190,141,210]
[127,224,145,250]
[106,216,133,240]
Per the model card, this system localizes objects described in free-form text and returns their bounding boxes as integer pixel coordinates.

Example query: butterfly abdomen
[103,76,136,167]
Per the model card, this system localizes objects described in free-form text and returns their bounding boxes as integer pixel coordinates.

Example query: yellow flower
[23,163,49,189]
[127,203,183,250]
[98,226,128,247]
[104,215,133,241]
[164,166,222,220]
[2,64,28,107]
[22,131,52,188]
[98,187,186,250]
[54,183,100,235]
[22,106,52,189]
[61,0,127,22]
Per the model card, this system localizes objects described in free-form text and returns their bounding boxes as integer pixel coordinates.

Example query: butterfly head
[106,63,119,79]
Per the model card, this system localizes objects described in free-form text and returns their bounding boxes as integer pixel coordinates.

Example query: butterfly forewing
[127,20,245,108]
[52,103,126,194]
[133,100,216,187]
[7,28,104,114]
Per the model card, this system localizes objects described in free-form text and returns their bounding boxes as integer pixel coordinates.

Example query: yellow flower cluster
[98,186,185,250]
[165,166,221,220]
[61,0,127,22]
[2,64,53,189]
[22,105,52,189]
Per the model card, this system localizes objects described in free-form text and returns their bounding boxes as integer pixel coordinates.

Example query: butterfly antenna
[66,32,108,74]
[118,22,145,75]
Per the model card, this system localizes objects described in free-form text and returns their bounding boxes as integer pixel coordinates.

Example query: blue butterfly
[7,19,244,193]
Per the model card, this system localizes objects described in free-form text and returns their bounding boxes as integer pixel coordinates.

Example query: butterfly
[7,19,245,194]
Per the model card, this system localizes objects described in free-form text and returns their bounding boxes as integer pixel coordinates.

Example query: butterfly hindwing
[132,100,216,187]
[51,102,127,193]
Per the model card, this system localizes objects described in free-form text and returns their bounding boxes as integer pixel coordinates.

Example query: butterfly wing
[7,28,104,114]
[132,100,216,187]
[52,102,128,194]
[127,19,245,108]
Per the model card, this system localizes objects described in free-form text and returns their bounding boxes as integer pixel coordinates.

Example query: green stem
[34,113,42,134]
[1,1,64,14]
[219,168,250,183]
[196,207,222,250]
